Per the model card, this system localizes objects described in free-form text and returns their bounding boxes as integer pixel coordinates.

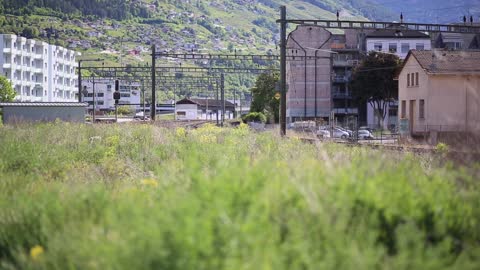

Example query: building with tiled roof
[175,98,234,120]
[398,50,480,142]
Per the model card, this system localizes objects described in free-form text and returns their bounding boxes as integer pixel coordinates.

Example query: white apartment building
[82,79,141,112]
[366,29,431,59]
[364,29,431,129]
[0,34,79,102]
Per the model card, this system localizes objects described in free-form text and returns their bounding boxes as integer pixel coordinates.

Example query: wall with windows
[398,56,480,134]
[366,38,431,59]
[0,34,79,102]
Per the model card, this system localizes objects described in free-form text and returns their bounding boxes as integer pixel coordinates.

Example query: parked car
[316,129,331,138]
[355,130,375,140]
[336,126,353,137]
[359,126,374,133]
[333,127,350,139]
[134,112,150,121]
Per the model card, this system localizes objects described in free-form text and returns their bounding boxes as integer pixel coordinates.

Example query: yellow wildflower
[176,127,186,137]
[141,179,158,187]
[30,245,44,260]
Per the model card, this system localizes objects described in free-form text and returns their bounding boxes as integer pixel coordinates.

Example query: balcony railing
[330,43,358,50]
[332,76,348,83]
[333,59,360,67]
[333,108,358,114]
[332,91,352,99]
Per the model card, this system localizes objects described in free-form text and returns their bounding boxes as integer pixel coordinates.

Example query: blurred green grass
[0,123,479,270]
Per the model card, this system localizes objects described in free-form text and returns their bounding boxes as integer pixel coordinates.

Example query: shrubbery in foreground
[0,123,479,270]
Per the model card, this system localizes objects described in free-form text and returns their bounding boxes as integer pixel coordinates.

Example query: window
[401,100,406,118]
[97,101,104,105]
[97,93,104,97]
[415,72,419,86]
[407,73,410,87]
[401,43,410,54]
[389,43,397,53]
[419,99,425,119]
[416,43,425,51]
[445,42,462,50]
[374,43,382,51]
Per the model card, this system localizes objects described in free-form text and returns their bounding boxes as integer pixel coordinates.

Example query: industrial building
[0,34,79,102]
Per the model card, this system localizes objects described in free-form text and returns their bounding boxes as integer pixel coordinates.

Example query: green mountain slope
[0,1,355,99]
[0,0,373,62]
[2,0,477,99]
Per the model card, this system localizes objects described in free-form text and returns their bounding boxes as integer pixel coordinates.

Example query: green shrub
[0,123,479,269]
[241,112,266,123]
[436,142,449,154]
[116,105,134,115]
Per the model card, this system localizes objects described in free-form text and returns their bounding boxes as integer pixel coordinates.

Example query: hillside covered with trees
[0,0,151,20]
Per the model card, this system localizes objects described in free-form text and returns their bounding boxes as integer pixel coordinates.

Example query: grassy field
[0,123,479,270]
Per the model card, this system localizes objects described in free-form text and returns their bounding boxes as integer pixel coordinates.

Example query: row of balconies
[3,47,76,62]
[3,47,47,57]
[3,64,45,74]
[11,80,76,91]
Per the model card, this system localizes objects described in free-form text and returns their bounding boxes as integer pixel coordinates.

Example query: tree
[21,26,39,39]
[350,51,401,127]
[250,72,279,123]
[0,76,15,102]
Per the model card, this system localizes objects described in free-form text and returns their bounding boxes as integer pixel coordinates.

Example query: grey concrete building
[286,25,333,121]
[286,25,362,123]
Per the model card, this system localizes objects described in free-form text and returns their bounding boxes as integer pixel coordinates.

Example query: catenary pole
[280,6,287,136]
[151,45,156,121]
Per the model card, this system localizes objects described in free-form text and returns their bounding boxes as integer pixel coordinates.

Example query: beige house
[398,50,480,140]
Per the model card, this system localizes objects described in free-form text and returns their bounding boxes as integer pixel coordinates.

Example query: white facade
[82,79,141,112]
[0,34,79,102]
[175,104,198,120]
[366,38,431,59]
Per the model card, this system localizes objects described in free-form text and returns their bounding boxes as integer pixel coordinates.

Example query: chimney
[429,53,436,72]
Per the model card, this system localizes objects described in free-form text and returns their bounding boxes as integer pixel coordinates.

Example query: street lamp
[78,58,103,102]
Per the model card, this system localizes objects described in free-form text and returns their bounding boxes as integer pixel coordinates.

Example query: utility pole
[173,82,177,120]
[221,73,225,126]
[151,45,156,121]
[216,79,219,125]
[239,92,242,119]
[233,88,236,118]
[141,78,146,119]
[92,75,96,123]
[279,6,287,136]
[78,61,82,102]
